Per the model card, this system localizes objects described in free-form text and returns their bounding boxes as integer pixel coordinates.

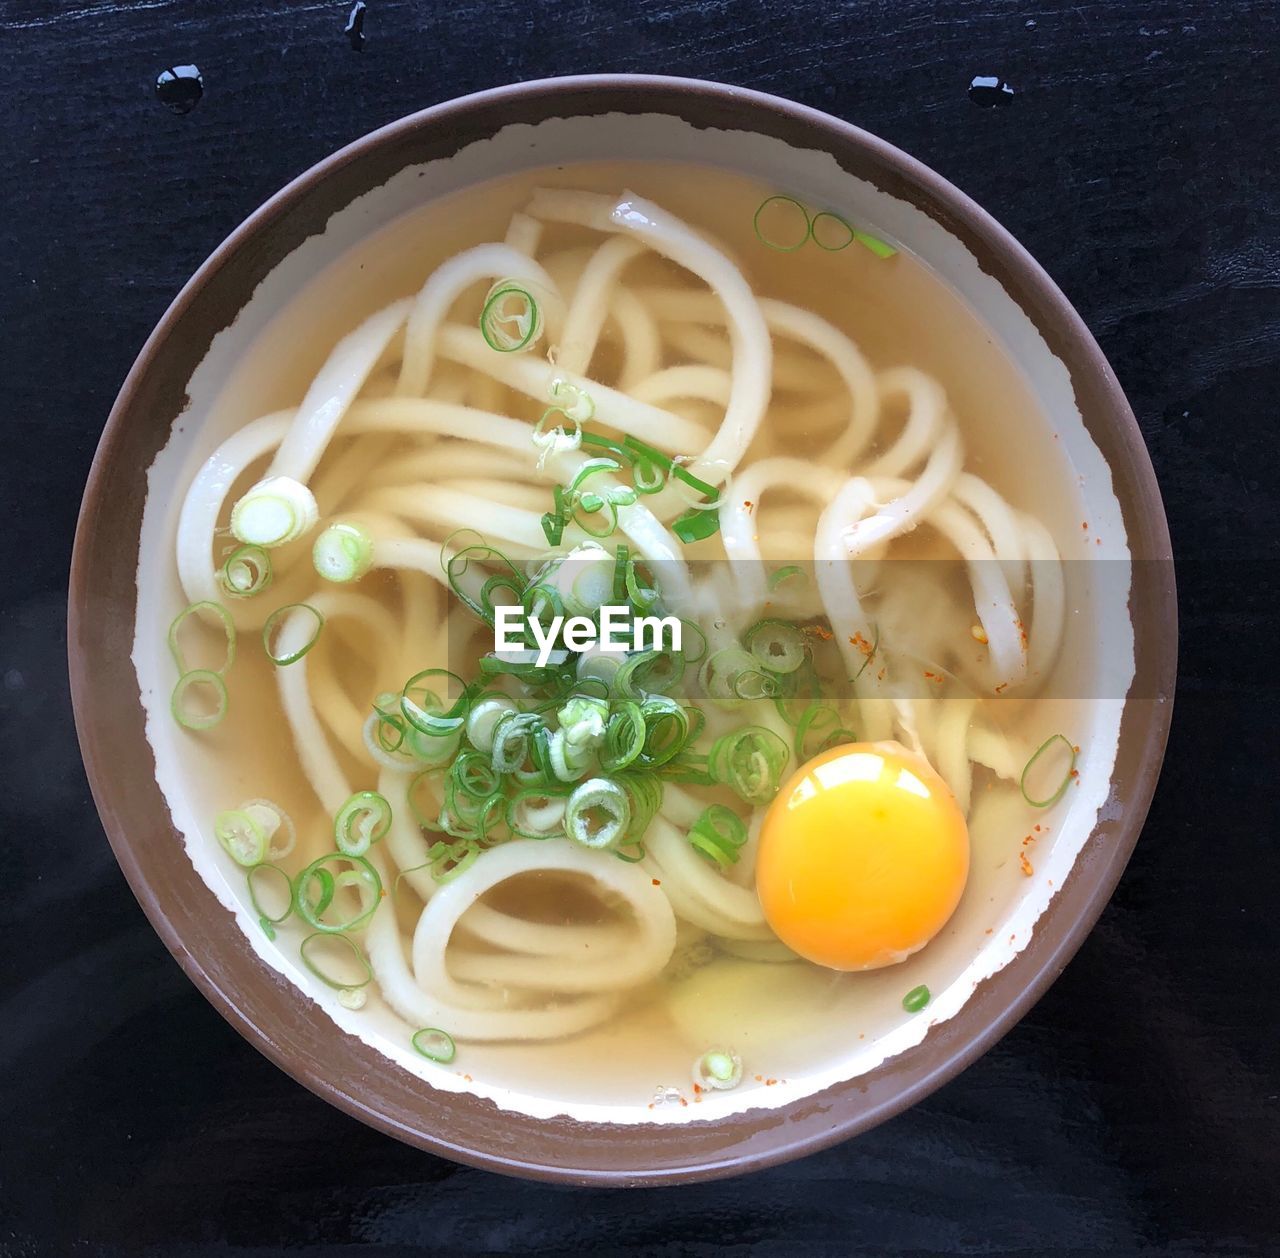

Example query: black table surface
[2,1,1278,1253]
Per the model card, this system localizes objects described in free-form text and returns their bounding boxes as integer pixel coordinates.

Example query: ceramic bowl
[69,75,1175,1185]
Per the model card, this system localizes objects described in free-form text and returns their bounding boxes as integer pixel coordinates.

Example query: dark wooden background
[1,1,1277,1253]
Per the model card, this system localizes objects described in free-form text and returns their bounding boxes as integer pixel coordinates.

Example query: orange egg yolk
[755,740,969,971]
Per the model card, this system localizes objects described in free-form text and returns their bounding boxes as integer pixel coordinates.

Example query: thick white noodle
[397,244,559,398]
[410,840,676,1002]
[271,299,412,483]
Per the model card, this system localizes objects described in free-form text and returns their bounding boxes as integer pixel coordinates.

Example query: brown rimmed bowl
[69,74,1176,1185]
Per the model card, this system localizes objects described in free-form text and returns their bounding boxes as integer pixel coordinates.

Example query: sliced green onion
[709,727,789,805]
[411,1027,456,1063]
[505,786,570,838]
[170,669,228,730]
[214,808,268,867]
[230,475,318,548]
[541,488,568,546]
[219,544,273,598]
[293,853,382,933]
[247,862,293,925]
[406,769,444,833]
[1020,734,1077,808]
[312,521,373,583]
[430,839,480,883]
[551,378,595,422]
[793,703,853,761]
[745,618,807,674]
[532,408,583,466]
[491,710,543,774]
[753,195,811,251]
[624,557,660,612]
[239,798,296,859]
[902,984,931,1013]
[678,618,708,664]
[853,229,898,259]
[768,565,806,591]
[334,790,393,857]
[622,436,719,503]
[263,603,324,666]
[446,539,525,625]
[480,280,541,352]
[401,668,471,739]
[693,1047,743,1090]
[601,702,645,772]
[337,988,367,1010]
[565,777,631,849]
[700,647,777,706]
[687,804,748,867]
[615,648,684,701]
[637,695,690,767]
[300,932,373,989]
[672,507,721,544]
[811,210,856,251]
[168,601,236,676]
[466,693,517,752]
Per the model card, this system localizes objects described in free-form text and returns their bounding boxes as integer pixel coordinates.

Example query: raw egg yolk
[756,741,969,971]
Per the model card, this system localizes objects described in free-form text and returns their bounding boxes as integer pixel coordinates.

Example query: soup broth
[138,161,1101,1117]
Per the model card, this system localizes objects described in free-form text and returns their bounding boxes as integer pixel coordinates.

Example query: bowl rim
[68,72,1177,1185]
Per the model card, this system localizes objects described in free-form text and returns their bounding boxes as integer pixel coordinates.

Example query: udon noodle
[160,172,1075,1097]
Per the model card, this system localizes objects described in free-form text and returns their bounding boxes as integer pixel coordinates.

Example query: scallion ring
[334,790,393,857]
[411,1027,456,1063]
[300,932,374,990]
[745,618,808,674]
[564,777,631,850]
[753,195,812,251]
[230,475,318,548]
[401,668,470,738]
[247,862,293,925]
[1020,733,1078,808]
[262,603,324,666]
[293,853,382,934]
[687,804,748,867]
[170,669,228,730]
[480,280,541,352]
[214,808,268,867]
[219,544,272,598]
[312,521,373,584]
[168,601,236,676]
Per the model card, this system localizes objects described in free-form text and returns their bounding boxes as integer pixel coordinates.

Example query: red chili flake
[651,878,661,886]
[803,623,834,641]
[1033,824,1042,832]
[754,1074,764,1082]
[994,682,1008,695]
[923,670,942,683]
[1095,537,1102,545]
[849,631,874,657]
[984,928,993,935]
[692,1082,702,1094]
[1019,852,1034,877]
[743,500,755,513]
[680,1097,688,1106]
[766,1078,777,1086]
